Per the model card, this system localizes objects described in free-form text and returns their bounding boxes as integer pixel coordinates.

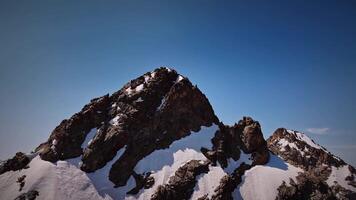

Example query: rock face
[0,152,30,175]
[36,67,218,187]
[268,128,356,199]
[14,190,39,200]
[201,117,269,168]
[151,160,210,200]
[267,128,345,169]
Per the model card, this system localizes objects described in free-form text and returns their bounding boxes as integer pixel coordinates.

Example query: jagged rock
[0,152,30,175]
[251,146,269,166]
[16,175,26,191]
[37,94,110,162]
[151,160,210,200]
[269,128,356,199]
[14,190,39,200]
[275,173,354,200]
[237,117,266,153]
[267,128,345,170]
[201,117,269,168]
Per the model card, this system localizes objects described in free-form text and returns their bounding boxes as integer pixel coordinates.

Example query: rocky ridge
[268,128,356,199]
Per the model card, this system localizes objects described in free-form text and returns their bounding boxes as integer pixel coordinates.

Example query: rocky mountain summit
[0,67,355,200]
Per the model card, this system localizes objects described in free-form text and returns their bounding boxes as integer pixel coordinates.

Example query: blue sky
[0,1,355,166]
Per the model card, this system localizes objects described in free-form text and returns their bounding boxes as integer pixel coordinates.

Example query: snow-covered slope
[234,154,302,200]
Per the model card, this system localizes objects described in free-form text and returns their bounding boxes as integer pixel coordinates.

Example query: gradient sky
[0,1,355,166]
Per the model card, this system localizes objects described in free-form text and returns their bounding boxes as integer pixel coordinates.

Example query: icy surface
[234,154,303,200]
[327,165,356,192]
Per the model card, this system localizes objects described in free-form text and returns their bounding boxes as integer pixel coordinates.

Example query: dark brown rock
[151,160,210,200]
[210,162,252,200]
[275,173,356,200]
[14,190,39,200]
[201,117,269,168]
[37,94,110,162]
[0,152,30,175]
[16,175,26,191]
[267,128,345,170]
[238,117,266,153]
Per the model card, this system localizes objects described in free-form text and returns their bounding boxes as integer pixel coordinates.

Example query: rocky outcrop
[267,128,345,170]
[199,117,269,199]
[36,95,110,162]
[17,175,26,191]
[0,152,30,175]
[14,190,39,200]
[151,160,210,200]
[201,117,269,168]
[276,173,356,200]
[268,128,356,199]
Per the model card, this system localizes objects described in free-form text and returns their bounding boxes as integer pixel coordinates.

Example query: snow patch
[51,139,58,150]
[287,130,322,150]
[327,165,356,192]
[277,138,305,156]
[157,97,166,111]
[234,154,303,200]
[109,116,120,126]
[164,67,172,72]
[151,72,156,78]
[82,128,97,149]
[128,124,218,200]
[125,83,144,96]
[135,84,144,92]
[176,75,184,82]
[135,97,144,103]
[191,166,226,199]
[224,152,252,174]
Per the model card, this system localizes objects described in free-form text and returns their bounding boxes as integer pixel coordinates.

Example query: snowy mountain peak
[0,68,355,200]
[267,128,356,199]
[267,128,344,169]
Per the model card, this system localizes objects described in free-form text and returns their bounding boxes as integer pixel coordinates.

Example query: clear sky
[0,1,355,166]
